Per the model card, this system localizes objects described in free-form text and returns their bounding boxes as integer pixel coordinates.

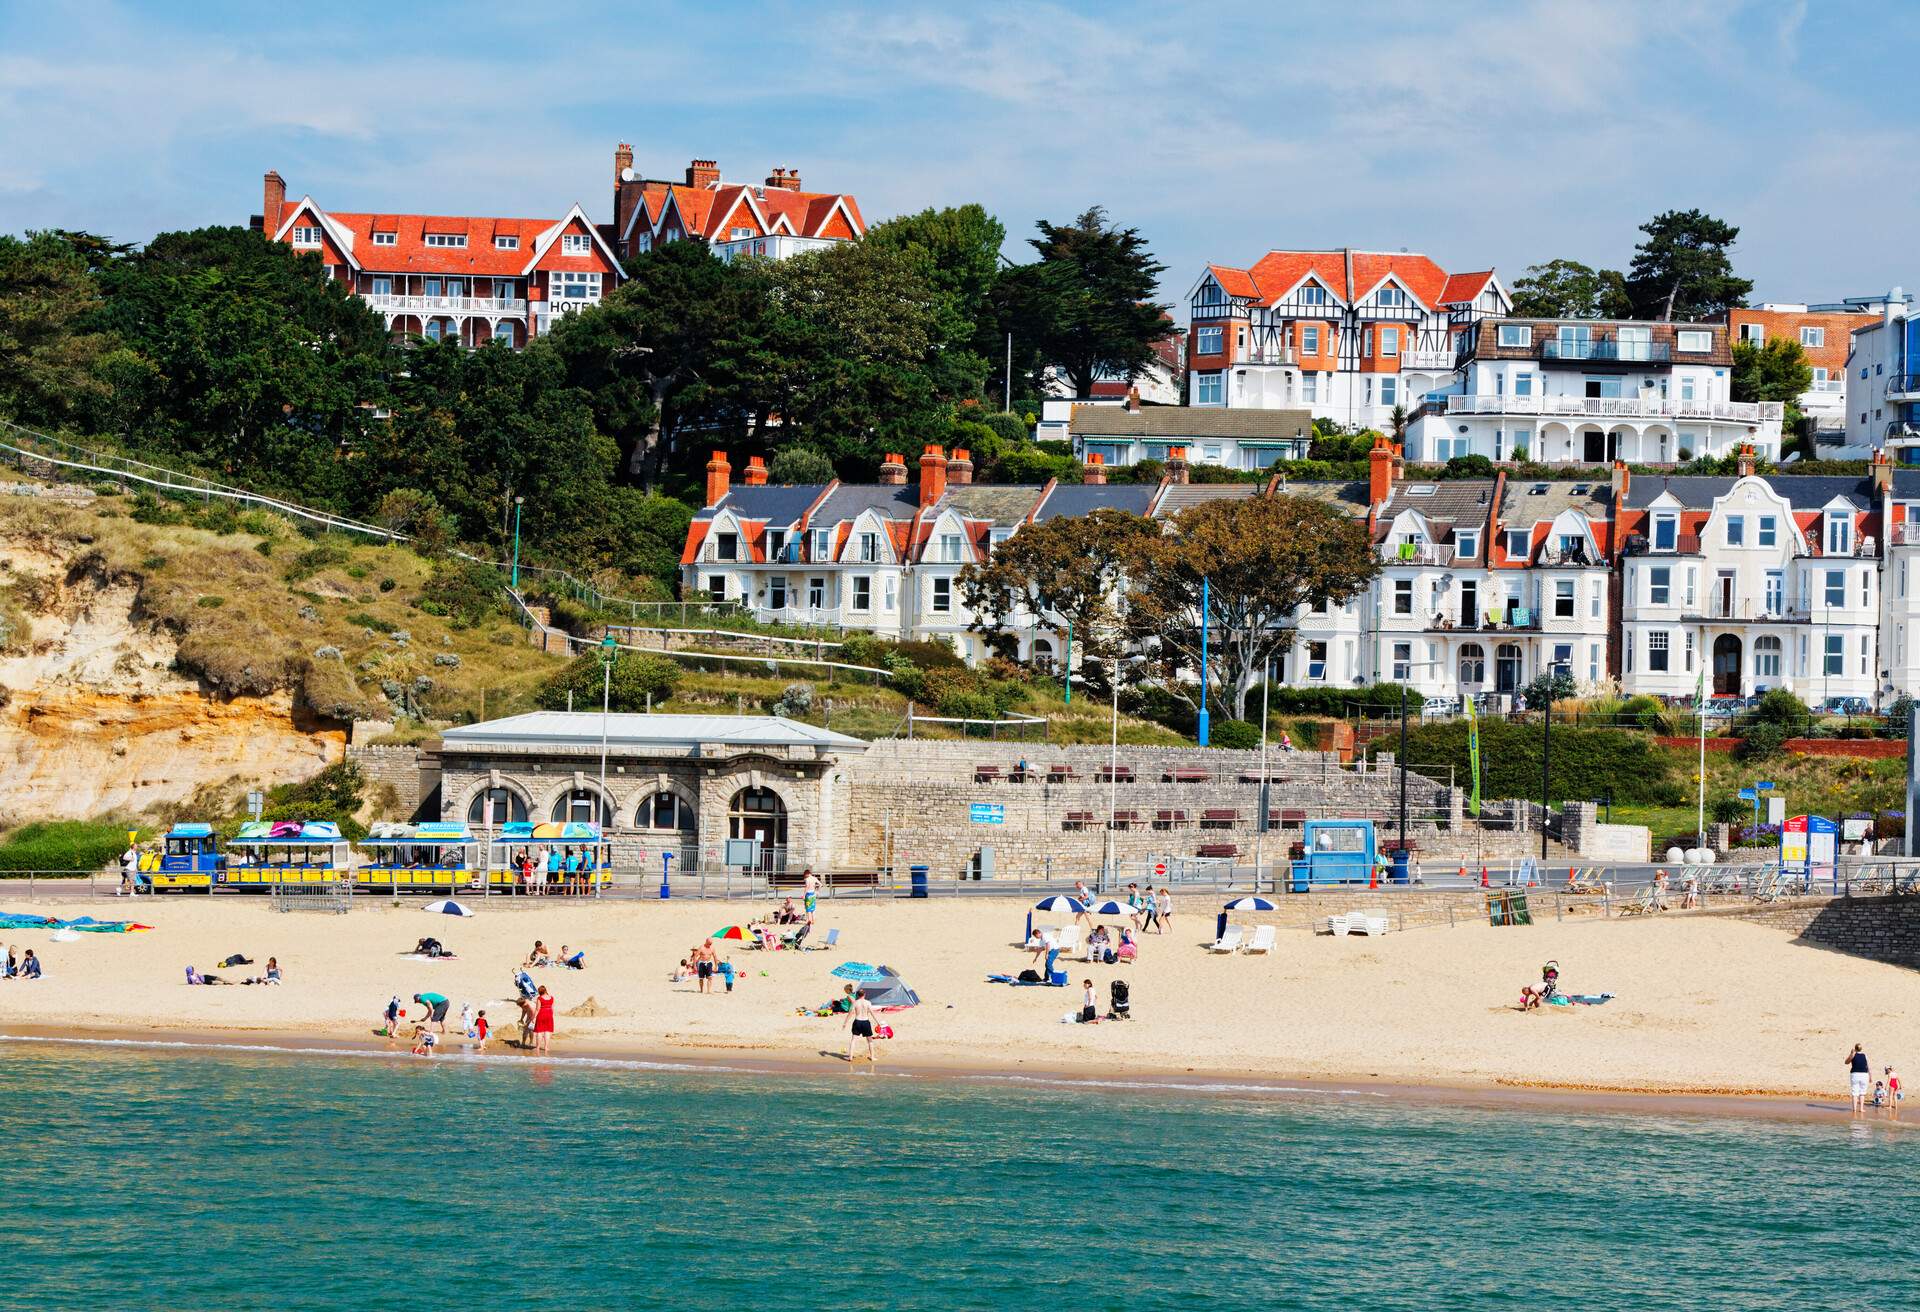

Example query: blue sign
[1756,781,1775,790]
[969,803,1005,825]
[1738,788,1757,801]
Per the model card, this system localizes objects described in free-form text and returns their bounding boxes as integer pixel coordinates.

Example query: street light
[1091,652,1148,888]
[598,633,618,827]
[510,495,524,590]
[1393,657,1448,878]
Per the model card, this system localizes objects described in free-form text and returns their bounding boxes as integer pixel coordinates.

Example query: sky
[2,0,1916,313]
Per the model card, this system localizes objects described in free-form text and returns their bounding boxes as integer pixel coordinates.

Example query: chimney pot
[947,448,974,486]
[1368,433,1397,507]
[263,170,286,236]
[878,452,908,485]
[919,444,948,508]
[744,456,768,487]
[1167,446,1190,485]
[1084,452,1107,485]
[704,450,732,506]
[686,158,721,188]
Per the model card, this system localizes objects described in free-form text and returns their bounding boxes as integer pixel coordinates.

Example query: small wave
[953,1072,1389,1097]
[0,1032,754,1076]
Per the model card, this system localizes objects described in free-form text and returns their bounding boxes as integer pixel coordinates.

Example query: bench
[1112,809,1142,830]
[1095,765,1136,784]
[1277,808,1307,828]
[1199,808,1240,830]
[1164,766,1211,783]
[1046,765,1077,783]
[1062,810,1095,832]
[974,765,1001,783]
[1196,842,1239,859]
[1153,809,1188,830]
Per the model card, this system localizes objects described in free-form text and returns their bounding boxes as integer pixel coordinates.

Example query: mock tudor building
[253,171,624,347]
[609,145,865,265]
[1186,248,1508,431]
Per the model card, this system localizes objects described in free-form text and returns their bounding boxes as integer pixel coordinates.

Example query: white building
[1409,318,1783,467]
[1844,289,1920,462]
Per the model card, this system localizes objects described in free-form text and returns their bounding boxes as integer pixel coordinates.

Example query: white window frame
[1301,325,1320,354]
[1649,567,1671,606]
[1379,326,1400,356]
[372,231,397,247]
[1675,330,1712,352]
[561,233,592,256]
[423,233,468,248]
[852,576,872,612]
[1757,516,1776,547]
[1497,324,1532,348]
[930,577,952,613]
[1195,325,1223,354]
[1648,631,1670,672]
[291,225,324,247]
[1800,326,1825,348]
[494,234,520,250]
[1195,371,1224,405]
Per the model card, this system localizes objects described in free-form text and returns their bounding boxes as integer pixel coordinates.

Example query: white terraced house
[1408,317,1784,466]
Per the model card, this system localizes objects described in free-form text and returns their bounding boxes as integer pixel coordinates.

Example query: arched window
[1031,638,1055,671]
[1495,642,1523,693]
[1458,643,1486,686]
[466,786,527,825]
[551,788,611,827]
[1754,635,1782,678]
[638,791,695,832]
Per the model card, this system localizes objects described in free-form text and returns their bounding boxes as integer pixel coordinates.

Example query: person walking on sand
[1141,885,1161,933]
[1155,885,1172,935]
[846,988,877,1064]
[119,843,138,897]
[802,868,820,920]
[532,985,555,1055]
[473,1010,490,1051]
[1847,1043,1872,1113]
[1885,1064,1902,1120]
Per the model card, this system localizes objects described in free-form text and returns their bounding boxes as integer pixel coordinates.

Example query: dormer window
[1376,286,1405,308]
[714,531,738,561]
[941,533,964,563]
[423,233,468,248]
[1455,530,1479,558]
[291,225,323,247]
[765,529,786,561]
[372,231,397,247]
[562,233,591,256]
[860,532,880,563]
[1652,513,1678,552]
[1297,283,1329,306]
[1826,512,1852,556]
[1503,529,1528,560]
[494,235,520,251]
[811,528,831,560]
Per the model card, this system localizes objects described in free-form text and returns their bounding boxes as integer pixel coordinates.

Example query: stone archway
[1713,634,1743,697]
[728,785,788,874]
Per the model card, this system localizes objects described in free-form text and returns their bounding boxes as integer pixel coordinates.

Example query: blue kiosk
[1287,819,1379,892]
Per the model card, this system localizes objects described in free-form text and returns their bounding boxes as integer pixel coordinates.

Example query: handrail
[604,624,845,651]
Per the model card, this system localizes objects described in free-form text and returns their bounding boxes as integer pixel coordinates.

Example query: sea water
[0,1042,1914,1311]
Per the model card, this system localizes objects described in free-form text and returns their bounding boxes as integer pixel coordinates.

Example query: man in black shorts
[413,991,451,1033]
[846,989,877,1064]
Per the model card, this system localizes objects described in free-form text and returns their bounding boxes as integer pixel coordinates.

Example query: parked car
[1420,696,1456,720]
[1820,696,1872,717]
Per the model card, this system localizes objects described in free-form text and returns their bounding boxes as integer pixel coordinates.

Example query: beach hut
[222,821,349,887]
[1288,819,1376,891]
[483,821,613,892]
[355,821,480,892]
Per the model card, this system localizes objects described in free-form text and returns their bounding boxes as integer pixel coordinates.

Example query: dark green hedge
[1387,719,1685,805]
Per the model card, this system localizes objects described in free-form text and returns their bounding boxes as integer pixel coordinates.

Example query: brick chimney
[704,450,732,506]
[615,142,634,182]
[1367,433,1397,507]
[919,444,948,508]
[1736,439,1757,479]
[1872,449,1894,494]
[744,455,768,487]
[1611,458,1631,504]
[1125,386,1141,413]
[878,452,907,485]
[947,448,973,485]
[263,170,286,235]
[1084,452,1107,485]
[686,158,721,188]
[765,167,804,192]
[1167,446,1190,484]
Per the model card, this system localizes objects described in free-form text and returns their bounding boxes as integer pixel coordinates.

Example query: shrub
[128,492,183,526]
[428,558,504,629]
[769,682,814,717]
[1620,694,1666,731]
[0,819,131,873]
[140,554,167,571]
[1887,695,1914,739]
[1441,454,1495,479]
[344,611,394,633]
[1709,797,1745,824]
[766,446,836,485]
[1209,718,1260,750]
[378,578,396,593]
[534,650,681,713]
[1389,719,1684,805]
[1751,687,1812,728]
[374,489,454,558]
[258,761,368,840]
[283,542,350,582]
[1737,722,1789,761]
[195,595,225,609]
[1266,683,1410,717]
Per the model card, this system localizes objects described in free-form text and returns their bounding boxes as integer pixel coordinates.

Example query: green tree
[1731,337,1813,405]
[765,445,836,484]
[92,227,390,504]
[0,231,121,428]
[1002,207,1171,397]
[535,649,682,712]
[1124,495,1378,718]
[1507,258,1633,319]
[865,203,1004,399]
[957,508,1160,662]
[1626,209,1753,321]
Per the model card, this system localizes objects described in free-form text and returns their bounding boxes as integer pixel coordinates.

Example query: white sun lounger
[1051,926,1081,957]
[1349,914,1389,936]
[1241,925,1276,954]
[1209,925,1243,953]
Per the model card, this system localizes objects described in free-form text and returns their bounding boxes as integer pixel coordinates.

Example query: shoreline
[3,1021,1905,1129]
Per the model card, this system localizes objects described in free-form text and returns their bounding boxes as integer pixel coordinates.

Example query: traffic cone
[1369,863,1380,890]
[1458,863,1467,883]
[1480,865,1490,888]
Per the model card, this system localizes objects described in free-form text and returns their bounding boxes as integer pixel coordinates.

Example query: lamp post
[1197,575,1211,747]
[510,496,524,590]
[1253,661,1272,893]
[1063,618,1072,706]
[598,633,617,828]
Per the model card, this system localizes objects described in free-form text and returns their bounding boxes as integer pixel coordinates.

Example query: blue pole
[1064,620,1072,705]
[510,498,523,590]
[660,850,674,900]
[1198,575,1211,746]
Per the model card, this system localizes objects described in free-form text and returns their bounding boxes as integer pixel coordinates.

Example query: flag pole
[1696,629,1707,844]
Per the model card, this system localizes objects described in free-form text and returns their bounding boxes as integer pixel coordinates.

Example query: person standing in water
[532,985,555,1056]
[846,988,877,1064]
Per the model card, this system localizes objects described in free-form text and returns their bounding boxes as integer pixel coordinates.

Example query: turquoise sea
[0,1041,1915,1311]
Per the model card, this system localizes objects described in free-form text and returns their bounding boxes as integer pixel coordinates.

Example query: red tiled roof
[1207,264,1261,299]
[1440,270,1495,304]
[1220,250,1467,311]
[622,176,864,246]
[278,200,617,278]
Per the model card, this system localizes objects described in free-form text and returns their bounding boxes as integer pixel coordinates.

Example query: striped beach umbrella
[1031,895,1087,913]
[1086,898,1140,918]
[831,962,885,982]
[1222,896,1277,912]
[710,925,749,940]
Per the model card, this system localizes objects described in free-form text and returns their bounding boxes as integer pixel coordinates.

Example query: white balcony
[1240,348,1295,367]
[363,293,527,318]
[1401,348,1456,370]
[1442,394,1783,425]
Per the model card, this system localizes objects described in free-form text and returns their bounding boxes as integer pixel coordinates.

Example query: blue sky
[2,0,1914,310]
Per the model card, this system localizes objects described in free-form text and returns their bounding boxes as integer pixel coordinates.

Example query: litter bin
[909,864,929,899]
[1391,848,1411,884]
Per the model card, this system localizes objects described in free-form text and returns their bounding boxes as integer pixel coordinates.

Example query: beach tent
[831,961,885,982]
[859,966,920,1009]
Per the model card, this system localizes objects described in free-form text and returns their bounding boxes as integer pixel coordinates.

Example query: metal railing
[1540,338,1673,363]
[1442,394,1782,423]
[363,293,526,317]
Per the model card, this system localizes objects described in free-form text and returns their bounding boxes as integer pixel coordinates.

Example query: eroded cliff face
[0,545,343,820]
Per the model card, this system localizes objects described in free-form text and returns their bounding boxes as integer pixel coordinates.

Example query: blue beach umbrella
[831,962,885,982]
[1086,898,1138,918]
[1027,894,1086,939]
[1221,896,1277,912]
[422,899,474,917]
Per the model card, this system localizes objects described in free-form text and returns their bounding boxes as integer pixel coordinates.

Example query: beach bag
[1017,968,1042,983]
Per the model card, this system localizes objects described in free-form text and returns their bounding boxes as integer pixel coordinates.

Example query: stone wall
[1561,802,1652,862]
[347,744,435,820]
[1735,895,1920,968]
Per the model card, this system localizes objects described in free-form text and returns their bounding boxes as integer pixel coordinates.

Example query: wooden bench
[1277,808,1307,829]
[1199,808,1240,830]
[1164,766,1212,783]
[1095,765,1136,784]
[1046,765,1077,783]
[1112,809,1142,830]
[974,765,1001,783]
[1153,809,1188,830]
[1196,842,1239,859]
[1062,810,1095,832]
[1006,765,1033,783]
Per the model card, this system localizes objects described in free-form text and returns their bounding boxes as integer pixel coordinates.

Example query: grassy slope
[1611,747,1904,839]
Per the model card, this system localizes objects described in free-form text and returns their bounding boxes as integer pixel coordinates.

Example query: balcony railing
[363,293,527,317]
[1692,599,1810,622]
[1540,339,1673,364]
[1895,522,1920,546]
[1401,348,1457,370]
[1379,543,1454,566]
[1241,348,1295,366]
[1442,394,1783,424]
[1885,374,1920,400]
[1415,610,1543,633]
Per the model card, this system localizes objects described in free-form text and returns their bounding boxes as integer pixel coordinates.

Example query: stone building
[435,712,866,873]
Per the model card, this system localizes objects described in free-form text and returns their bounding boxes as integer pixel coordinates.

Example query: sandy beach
[0,894,1913,1104]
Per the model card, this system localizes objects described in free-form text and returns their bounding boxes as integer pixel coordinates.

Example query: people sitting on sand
[413,937,453,959]
[774,898,800,926]
[560,945,585,970]
[412,1029,438,1057]
[525,941,551,968]
[18,949,41,980]
[1086,924,1112,962]
[1078,979,1098,1023]
[2,945,15,978]
[1116,928,1138,963]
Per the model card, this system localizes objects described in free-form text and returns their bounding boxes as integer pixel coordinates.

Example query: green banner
[1465,694,1481,818]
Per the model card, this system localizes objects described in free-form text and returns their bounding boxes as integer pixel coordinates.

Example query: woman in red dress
[533,984,555,1055]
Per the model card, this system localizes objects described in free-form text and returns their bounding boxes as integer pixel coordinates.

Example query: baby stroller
[1108,978,1130,1020]
[512,968,537,1000]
